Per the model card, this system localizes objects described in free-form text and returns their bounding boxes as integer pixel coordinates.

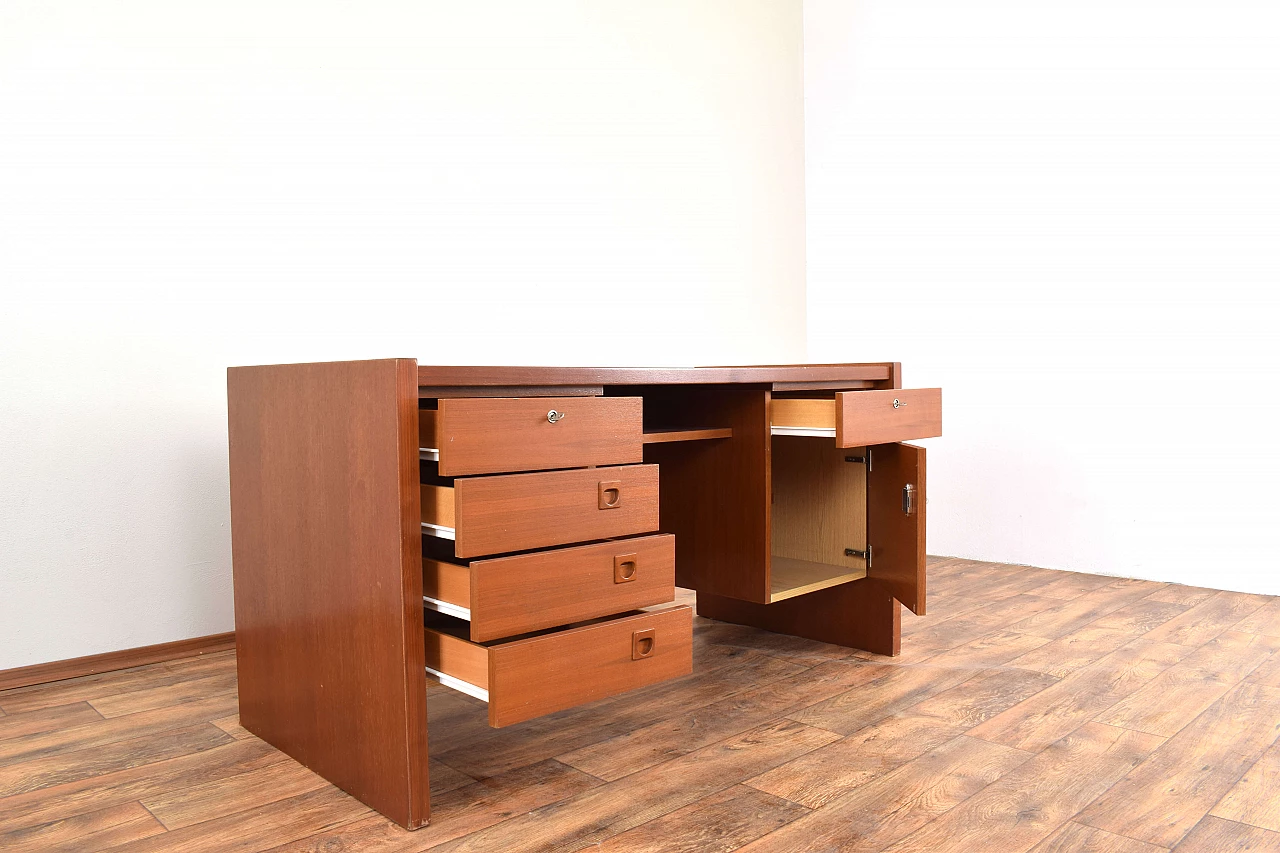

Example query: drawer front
[422,396,643,476]
[490,606,692,726]
[470,535,674,641]
[450,464,659,558]
[836,388,941,447]
[424,606,693,727]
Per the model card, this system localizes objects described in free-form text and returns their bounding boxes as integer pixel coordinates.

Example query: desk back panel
[637,387,772,604]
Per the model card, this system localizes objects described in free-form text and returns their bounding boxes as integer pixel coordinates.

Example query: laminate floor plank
[1246,650,1280,687]
[1014,569,1118,601]
[5,558,1279,853]
[880,722,1164,853]
[745,713,967,808]
[1208,738,1280,833]
[585,784,809,853]
[914,629,1053,668]
[786,663,981,736]
[421,720,840,853]
[1095,631,1280,737]
[1144,585,1218,607]
[736,734,1030,853]
[1091,598,1194,634]
[905,666,1061,729]
[558,657,885,782]
[1174,815,1280,852]
[1027,821,1167,852]
[1143,591,1270,647]
[140,756,330,829]
[0,738,283,834]
[0,701,104,741]
[98,786,372,853]
[1233,597,1280,638]
[1007,579,1166,640]
[88,672,238,719]
[1076,681,1280,847]
[894,594,1063,658]
[0,693,239,766]
[1007,624,1144,678]
[967,638,1191,752]
[262,759,601,853]
[0,801,166,853]
[0,722,233,798]
[0,662,232,716]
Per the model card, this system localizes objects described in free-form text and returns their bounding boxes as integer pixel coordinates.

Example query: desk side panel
[227,358,428,829]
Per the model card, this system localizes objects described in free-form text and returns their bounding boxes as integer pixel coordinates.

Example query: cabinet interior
[769,435,868,602]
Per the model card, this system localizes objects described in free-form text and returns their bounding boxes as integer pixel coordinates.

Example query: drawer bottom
[424,606,692,727]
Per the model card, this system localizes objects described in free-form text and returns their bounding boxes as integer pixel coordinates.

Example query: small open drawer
[423,534,676,642]
[421,464,660,559]
[771,388,941,447]
[424,606,693,727]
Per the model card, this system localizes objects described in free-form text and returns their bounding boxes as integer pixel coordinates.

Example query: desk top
[416,362,902,396]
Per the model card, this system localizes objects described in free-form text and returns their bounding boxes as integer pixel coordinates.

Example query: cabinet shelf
[770,556,866,603]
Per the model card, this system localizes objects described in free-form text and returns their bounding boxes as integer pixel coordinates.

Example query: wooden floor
[4,558,1280,852]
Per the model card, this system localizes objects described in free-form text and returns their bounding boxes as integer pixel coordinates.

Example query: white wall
[0,1,806,669]
[805,0,1280,593]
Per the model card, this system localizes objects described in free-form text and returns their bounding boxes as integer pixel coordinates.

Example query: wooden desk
[227,361,941,828]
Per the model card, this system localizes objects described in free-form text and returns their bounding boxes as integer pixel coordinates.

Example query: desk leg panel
[227,358,429,829]
[697,577,900,657]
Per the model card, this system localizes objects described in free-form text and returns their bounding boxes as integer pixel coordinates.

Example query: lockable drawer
[424,534,676,641]
[421,464,660,558]
[424,605,693,727]
[772,388,941,447]
[420,397,643,476]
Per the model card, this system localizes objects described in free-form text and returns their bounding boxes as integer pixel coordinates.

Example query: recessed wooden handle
[632,628,656,660]
[598,480,622,510]
[614,553,638,584]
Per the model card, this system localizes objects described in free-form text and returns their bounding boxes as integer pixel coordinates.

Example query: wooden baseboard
[0,632,236,692]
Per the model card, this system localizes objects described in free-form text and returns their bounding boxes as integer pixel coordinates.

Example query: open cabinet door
[867,442,926,615]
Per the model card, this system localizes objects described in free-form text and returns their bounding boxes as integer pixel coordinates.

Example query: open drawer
[772,388,941,447]
[421,464,660,558]
[424,606,693,727]
[423,534,676,642]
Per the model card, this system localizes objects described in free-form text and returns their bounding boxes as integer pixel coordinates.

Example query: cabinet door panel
[867,443,926,615]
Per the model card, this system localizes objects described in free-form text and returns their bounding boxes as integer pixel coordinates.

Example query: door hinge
[845,545,872,568]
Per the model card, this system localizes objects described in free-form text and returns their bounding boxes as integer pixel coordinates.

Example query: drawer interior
[770,398,837,438]
[422,551,470,621]
[420,482,455,539]
[769,435,868,602]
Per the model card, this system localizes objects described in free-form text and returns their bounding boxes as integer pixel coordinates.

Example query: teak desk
[227,361,941,828]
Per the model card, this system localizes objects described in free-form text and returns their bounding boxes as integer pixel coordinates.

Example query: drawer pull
[614,553,638,584]
[599,480,623,509]
[632,628,656,660]
[547,409,566,424]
